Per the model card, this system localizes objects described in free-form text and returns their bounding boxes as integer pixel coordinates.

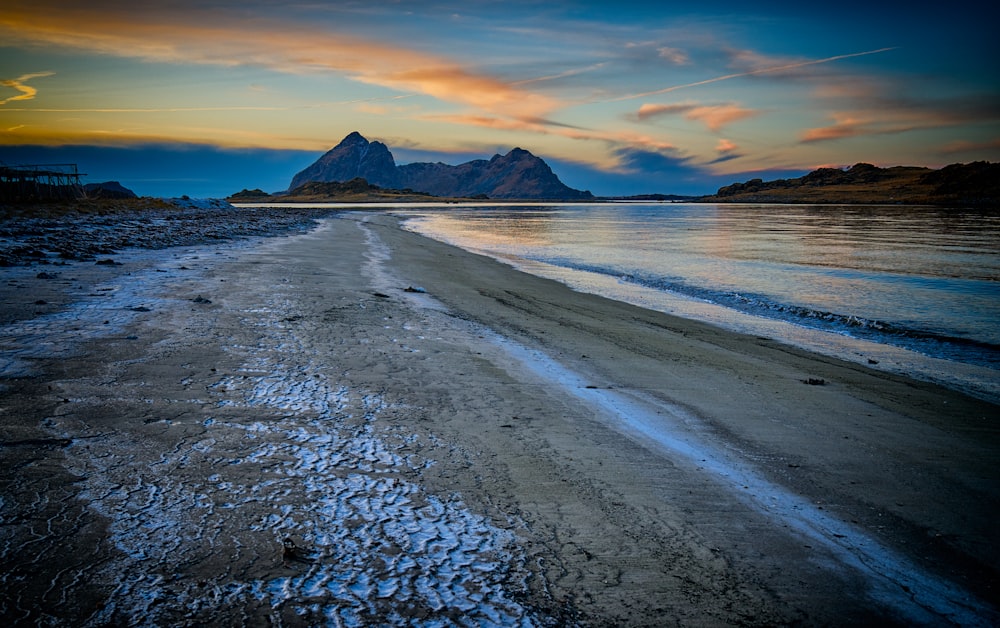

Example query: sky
[1,0,998,197]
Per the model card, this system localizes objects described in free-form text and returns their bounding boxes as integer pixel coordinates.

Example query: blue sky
[2,1,997,197]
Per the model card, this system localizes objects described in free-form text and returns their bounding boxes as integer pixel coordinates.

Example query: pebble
[0,201,332,267]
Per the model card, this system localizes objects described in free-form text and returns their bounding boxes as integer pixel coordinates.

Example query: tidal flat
[1,210,997,626]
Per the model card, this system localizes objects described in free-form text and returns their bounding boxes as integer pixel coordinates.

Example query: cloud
[800,116,870,143]
[633,101,759,131]
[0,124,230,147]
[611,47,896,102]
[0,117,326,150]
[939,138,1000,154]
[419,111,696,175]
[546,151,782,196]
[0,71,55,105]
[0,3,563,122]
[421,113,552,134]
[801,75,1000,145]
[704,139,743,165]
[2,94,418,115]
[799,105,986,144]
[716,139,738,153]
[370,66,559,120]
[634,103,691,120]
[614,146,692,173]
[657,46,689,65]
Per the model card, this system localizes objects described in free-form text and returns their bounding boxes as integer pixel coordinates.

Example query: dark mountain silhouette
[84,181,137,199]
[289,132,592,200]
[701,162,999,206]
[289,132,399,191]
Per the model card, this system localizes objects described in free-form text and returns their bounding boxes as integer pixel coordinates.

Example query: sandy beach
[1,210,998,626]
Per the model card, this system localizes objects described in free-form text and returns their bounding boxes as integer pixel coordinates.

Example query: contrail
[513,62,609,87]
[610,47,897,102]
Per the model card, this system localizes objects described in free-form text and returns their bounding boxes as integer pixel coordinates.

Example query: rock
[289,132,399,191]
[282,538,315,565]
[228,188,271,200]
[705,161,999,205]
[83,181,137,199]
[289,132,592,200]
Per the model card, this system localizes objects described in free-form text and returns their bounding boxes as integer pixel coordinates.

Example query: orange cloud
[635,103,689,120]
[0,114,333,150]
[0,71,54,105]
[800,108,965,143]
[0,3,562,122]
[801,126,858,143]
[371,66,558,120]
[716,139,738,153]
[0,124,219,147]
[940,138,1000,154]
[422,114,552,134]
[635,101,758,131]
[431,113,675,149]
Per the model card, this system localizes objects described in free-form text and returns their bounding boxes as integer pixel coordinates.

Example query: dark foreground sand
[1,212,997,626]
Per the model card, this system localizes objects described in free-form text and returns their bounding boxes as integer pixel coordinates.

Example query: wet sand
[1,211,997,626]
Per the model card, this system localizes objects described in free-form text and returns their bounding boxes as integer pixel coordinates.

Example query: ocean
[399,203,1000,403]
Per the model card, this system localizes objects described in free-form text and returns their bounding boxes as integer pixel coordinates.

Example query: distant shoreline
[226,161,999,207]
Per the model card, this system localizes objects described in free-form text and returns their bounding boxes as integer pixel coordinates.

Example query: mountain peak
[289,132,397,191]
[289,132,591,200]
[338,131,369,146]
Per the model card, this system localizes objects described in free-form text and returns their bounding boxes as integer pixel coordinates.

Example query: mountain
[288,132,592,200]
[700,162,1000,206]
[83,181,137,199]
[288,132,399,191]
[267,177,443,202]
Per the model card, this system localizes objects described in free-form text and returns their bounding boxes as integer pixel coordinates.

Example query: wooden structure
[0,163,86,201]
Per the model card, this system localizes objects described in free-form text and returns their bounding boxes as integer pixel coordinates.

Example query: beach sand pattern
[1,234,536,625]
[2,211,997,626]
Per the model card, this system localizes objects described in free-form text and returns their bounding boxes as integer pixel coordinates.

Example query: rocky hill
[284,178,460,202]
[288,132,592,200]
[84,181,137,200]
[700,162,999,206]
[288,132,399,191]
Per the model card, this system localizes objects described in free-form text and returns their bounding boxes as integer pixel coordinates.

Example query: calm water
[401,203,1000,402]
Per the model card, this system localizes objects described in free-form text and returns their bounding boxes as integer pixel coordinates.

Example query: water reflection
[403,203,1000,386]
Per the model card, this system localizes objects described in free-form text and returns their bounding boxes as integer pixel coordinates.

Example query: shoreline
[395,205,1000,405]
[1,212,997,625]
[371,212,1000,621]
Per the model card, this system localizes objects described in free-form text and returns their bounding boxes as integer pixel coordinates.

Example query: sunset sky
[2,1,998,197]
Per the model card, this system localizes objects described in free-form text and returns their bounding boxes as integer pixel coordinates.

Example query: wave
[537,257,1000,368]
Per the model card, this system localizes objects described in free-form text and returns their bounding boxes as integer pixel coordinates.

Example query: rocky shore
[0,198,331,267]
